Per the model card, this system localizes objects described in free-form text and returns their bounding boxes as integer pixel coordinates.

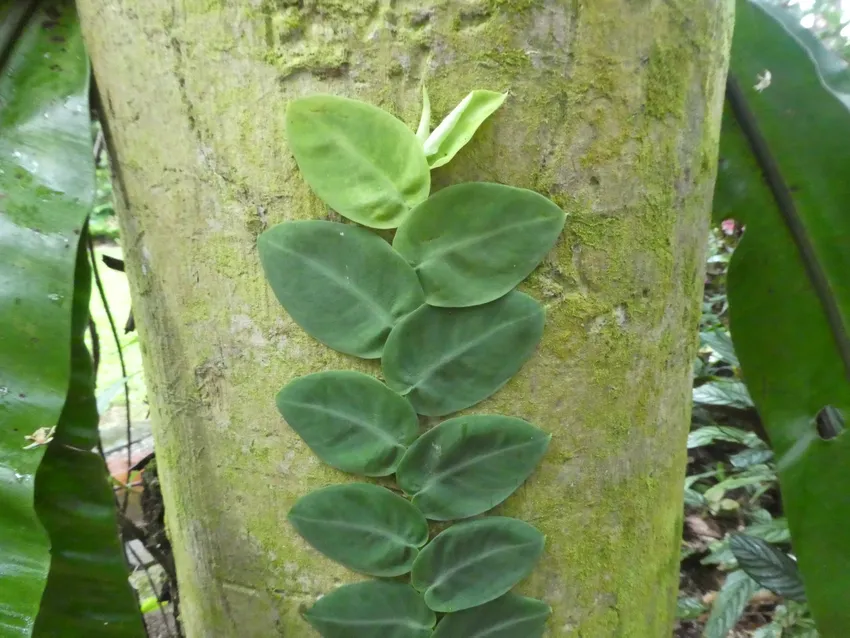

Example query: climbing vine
[258,88,567,637]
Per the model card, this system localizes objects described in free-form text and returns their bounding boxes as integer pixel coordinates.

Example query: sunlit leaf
[286,95,430,228]
[382,291,544,416]
[416,86,430,143]
[700,329,740,367]
[431,593,550,638]
[258,221,425,359]
[411,517,544,612]
[276,371,419,476]
[702,570,760,638]
[396,414,550,520]
[423,90,507,168]
[288,483,428,576]
[304,581,435,638]
[393,182,566,307]
[692,380,753,409]
[687,425,764,449]
[729,534,806,601]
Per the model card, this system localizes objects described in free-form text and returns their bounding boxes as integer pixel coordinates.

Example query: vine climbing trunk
[77,1,734,636]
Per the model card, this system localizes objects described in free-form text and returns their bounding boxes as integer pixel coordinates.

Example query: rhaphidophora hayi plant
[258,88,567,638]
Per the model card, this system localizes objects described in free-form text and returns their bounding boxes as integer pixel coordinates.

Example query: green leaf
[716,1,850,632]
[304,581,435,638]
[258,221,425,359]
[729,534,807,602]
[423,90,507,169]
[382,291,545,416]
[288,483,428,577]
[745,518,791,544]
[687,425,764,449]
[285,95,430,228]
[700,329,740,367]
[411,516,545,612]
[702,570,760,638]
[393,183,567,307]
[431,593,550,638]
[275,370,419,477]
[692,380,753,409]
[416,86,430,143]
[396,414,550,520]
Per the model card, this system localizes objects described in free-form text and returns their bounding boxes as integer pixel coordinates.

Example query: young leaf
[288,484,428,577]
[729,534,806,602]
[286,95,430,228]
[276,371,419,477]
[423,90,507,168]
[431,593,550,638]
[416,86,431,143]
[382,291,545,416]
[411,516,545,612]
[702,570,760,638]
[304,581,435,638]
[396,414,550,520]
[393,182,567,307]
[258,221,425,359]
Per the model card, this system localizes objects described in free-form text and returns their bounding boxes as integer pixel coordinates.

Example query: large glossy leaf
[411,516,545,612]
[304,581,435,638]
[431,593,551,638]
[715,1,850,633]
[423,90,507,169]
[396,415,550,520]
[393,183,566,308]
[275,370,419,477]
[703,570,760,638]
[285,95,430,229]
[258,221,425,359]
[288,483,428,576]
[382,291,545,416]
[729,534,806,602]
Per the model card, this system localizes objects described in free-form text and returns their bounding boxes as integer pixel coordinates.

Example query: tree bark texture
[77,1,734,635]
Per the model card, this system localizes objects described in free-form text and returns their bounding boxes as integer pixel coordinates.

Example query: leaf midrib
[290,514,417,547]
[464,611,549,637]
[428,537,539,589]
[283,399,405,448]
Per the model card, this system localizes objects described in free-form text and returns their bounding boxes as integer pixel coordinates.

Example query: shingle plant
[258,87,568,638]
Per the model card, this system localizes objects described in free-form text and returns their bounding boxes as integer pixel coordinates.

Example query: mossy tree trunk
[77,1,733,635]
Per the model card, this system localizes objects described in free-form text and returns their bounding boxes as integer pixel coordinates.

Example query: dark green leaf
[431,593,550,638]
[258,221,425,359]
[276,370,419,476]
[423,91,507,169]
[411,516,545,612]
[288,483,428,577]
[396,414,550,520]
[382,291,545,416]
[729,534,806,602]
[286,95,430,228]
[716,1,850,631]
[702,570,760,638]
[304,581,435,638]
[393,183,566,308]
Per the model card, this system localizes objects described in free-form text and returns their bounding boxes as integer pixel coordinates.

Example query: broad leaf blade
[393,182,566,308]
[432,593,550,638]
[423,90,507,169]
[276,371,419,477]
[729,534,806,602]
[692,380,753,409]
[382,291,545,416]
[396,414,550,520]
[288,483,428,577]
[702,570,760,638]
[716,1,850,633]
[258,221,425,359]
[304,581,435,638]
[286,95,430,228]
[411,516,545,612]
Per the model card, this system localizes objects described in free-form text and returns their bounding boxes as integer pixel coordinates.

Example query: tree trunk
[77,1,733,635]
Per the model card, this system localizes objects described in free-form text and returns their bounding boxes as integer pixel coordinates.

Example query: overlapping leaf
[286,95,430,228]
[288,483,428,576]
[276,371,419,476]
[423,90,507,168]
[382,291,544,416]
[393,183,566,307]
[396,415,550,520]
[258,221,424,358]
[431,593,550,638]
[715,1,850,633]
[703,570,760,638]
[729,534,806,602]
[411,517,544,612]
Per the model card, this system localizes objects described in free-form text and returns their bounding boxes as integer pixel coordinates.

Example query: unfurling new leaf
[423,90,507,168]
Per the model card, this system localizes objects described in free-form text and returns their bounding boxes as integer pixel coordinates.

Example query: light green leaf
[276,370,419,477]
[393,182,567,307]
[288,483,428,577]
[729,534,806,602]
[304,581,435,638]
[677,596,708,621]
[687,425,764,449]
[382,291,545,416]
[411,516,545,612]
[396,414,550,520]
[258,221,425,359]
[416,86,430,143]
[700,329,740,367]
[285,95,430,228]
[702,570,760,638]
[431,593,550,638]
[423,90,507,169]
[692,380,754,409]
[745,518,791,544]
